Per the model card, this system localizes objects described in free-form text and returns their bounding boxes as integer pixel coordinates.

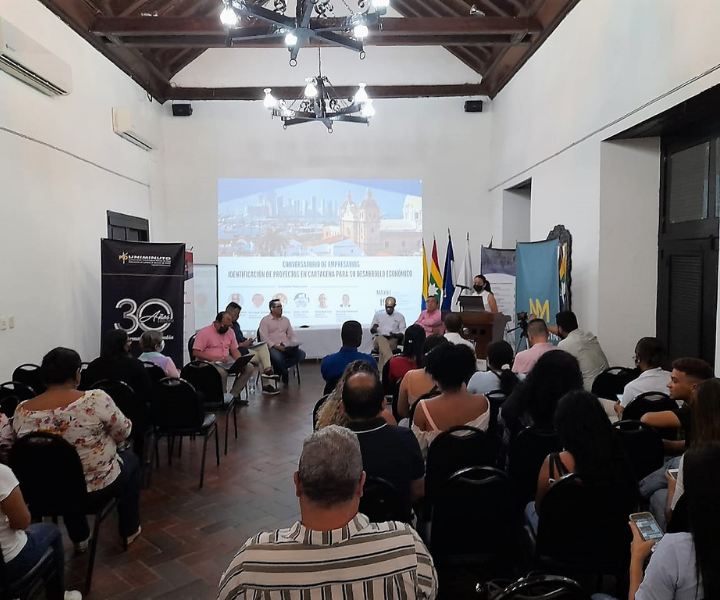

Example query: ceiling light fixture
[220,0,239,26]
[284,31,298,46]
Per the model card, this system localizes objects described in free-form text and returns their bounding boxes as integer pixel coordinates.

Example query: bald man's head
[527,319,549,346]
[342,371,384,420]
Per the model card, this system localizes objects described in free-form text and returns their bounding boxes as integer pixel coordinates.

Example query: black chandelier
[220,0,390,65]
[262,49,375,132]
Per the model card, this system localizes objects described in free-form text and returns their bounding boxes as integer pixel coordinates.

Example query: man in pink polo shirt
[512,318,558,375]
[414,297,444,336]
[258,299,306,386]
[193,312,255,403]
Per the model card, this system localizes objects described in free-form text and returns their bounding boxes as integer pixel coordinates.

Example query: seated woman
[397,335,450,419]
[0,462,82,599]
[137,330,180,378]
[385,324,425,388]
[316,360,396,429]
[411,343,489,457]
[629,442,720,600]
[13,348,142,551]
[467,340,521,396]
[526,390,635,532]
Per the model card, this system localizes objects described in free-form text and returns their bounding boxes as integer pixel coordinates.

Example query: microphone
[456,284,470,290]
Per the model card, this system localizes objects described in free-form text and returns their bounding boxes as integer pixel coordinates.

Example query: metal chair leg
[85,513,102,593]
[224,410,230,455]
[200,432,209,489]
[155,434,160,469]
[215,424,220,466]
[233,405,238,439]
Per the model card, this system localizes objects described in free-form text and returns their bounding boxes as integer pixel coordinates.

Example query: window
[107,211,149,241]
[667,142,709,224]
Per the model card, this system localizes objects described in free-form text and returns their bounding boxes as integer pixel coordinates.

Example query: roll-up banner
[515,239,560,342]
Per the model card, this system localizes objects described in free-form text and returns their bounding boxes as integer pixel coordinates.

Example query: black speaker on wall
[464,100,484,113]
[172,103,193,117]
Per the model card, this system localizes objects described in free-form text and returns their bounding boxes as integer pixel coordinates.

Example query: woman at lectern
[471,275,499,313]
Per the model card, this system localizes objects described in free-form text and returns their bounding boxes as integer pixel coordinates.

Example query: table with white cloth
[294,326,373,359]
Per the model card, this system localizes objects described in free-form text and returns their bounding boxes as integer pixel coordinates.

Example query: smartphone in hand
[630,512,664,543]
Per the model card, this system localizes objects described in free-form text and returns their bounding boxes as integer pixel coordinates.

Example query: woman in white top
[0,462,81,599]
[468,340,522,396]
[471,275,498,313]
[412,344,490,457]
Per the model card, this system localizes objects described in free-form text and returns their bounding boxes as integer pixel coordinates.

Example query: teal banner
[515,239,560,329]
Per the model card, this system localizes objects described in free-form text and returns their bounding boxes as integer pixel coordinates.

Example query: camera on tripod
[517,312,529,333]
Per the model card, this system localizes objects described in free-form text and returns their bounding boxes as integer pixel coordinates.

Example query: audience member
[258,299,307,386]
[501,350,583,442]
[342,372,425,519]
[414,297,444,336]
[13,348,142,551]
[526,390,636,532]
[316,361,395,430]
[554,310,609,390]
[370,296,407,373]
[137,331,179,378]
[217,426,437,600]
[442,313,474,350]
[321,321,376,392]
[616,337,671,413]
[629,442,720,600]
[193,312,255,403]
[468,340,521,396]
[0,462,82,599]
[468,274,498,312]
[412,344,489,457]
[512,319,557,375]
[385,324,425,388]
[397,335,449,419]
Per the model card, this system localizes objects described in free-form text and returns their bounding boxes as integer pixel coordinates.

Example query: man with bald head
[342,371,425,519]
[511,318,558,375]
[370,296,406,373]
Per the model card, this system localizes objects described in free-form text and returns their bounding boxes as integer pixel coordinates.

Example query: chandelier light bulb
[353,24,369,39]
[263,88,278,109]
[220,2,239,26]
[354,83,369,104]
[361,99,375,118]
[304,78,318,98]
[285,31,299,46]
[371,0,390,6]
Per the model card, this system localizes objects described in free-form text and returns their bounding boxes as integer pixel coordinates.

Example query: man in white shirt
[443,313,475,352]
[615,337,671,415]
[555,311,609,391]
[370,296,406,373]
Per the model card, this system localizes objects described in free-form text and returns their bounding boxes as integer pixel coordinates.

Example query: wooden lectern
[453,299,510,359]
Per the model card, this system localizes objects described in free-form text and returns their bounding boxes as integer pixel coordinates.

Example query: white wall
[487,0,720,366]
[0,0,164,380]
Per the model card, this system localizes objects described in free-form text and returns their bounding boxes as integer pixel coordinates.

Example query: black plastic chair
[142,361,166,385]
[322,378,339,396]
[187,333,197,361]
[485,390,506,439]
[507,427,562,504]
[9,432,119,594]
[256,330,301,384]
[11,365,45,396]
[180,361,237,455]
[0,544,59,600]
[150,377,219,488]
[0,382,37,418]
[482,574,589,600]
[390,378,403,423]
[312,395,329,431]
[425,425,499,505]
[591,366,639,400]
[613,420,664,481]
[359,476,409,523]
[622,391,676,421]
[408,389,440,427]
[429,467,519,568]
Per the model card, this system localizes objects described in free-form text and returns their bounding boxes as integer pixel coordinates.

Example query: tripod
[507,322,529,354]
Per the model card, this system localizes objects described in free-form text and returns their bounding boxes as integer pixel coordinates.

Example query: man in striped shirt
[218,426,437,600]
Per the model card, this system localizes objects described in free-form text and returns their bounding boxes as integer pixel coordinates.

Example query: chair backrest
[431,466,518,563]
[0,382,37,418]
[323,378,339,396]
[143,361,166,384]
[613,420,664,481]
[591,366,639,399]
[484,390,506,438]
[408,391,440,427]
[359,476,408,523]
[391,377,403,423]
[187,334,197,362]
[312,395,329,431]
[150,377,205,431]
[507,426,562,503]
[488,575,589,600]
[9,432,88,516]
[536,473,638,571]
[11,364,45,395]
[622,391,676,421]
[381,360,393,396]
[180,361,225,405]
[426,426,499,502]
[90,379,146,431]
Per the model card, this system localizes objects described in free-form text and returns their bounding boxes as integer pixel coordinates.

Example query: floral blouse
[13,390,132,492]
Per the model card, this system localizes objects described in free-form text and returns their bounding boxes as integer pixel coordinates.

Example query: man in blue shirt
[320,321,377,393]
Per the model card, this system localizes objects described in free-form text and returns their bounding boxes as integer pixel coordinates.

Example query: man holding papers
[259,299,307,386]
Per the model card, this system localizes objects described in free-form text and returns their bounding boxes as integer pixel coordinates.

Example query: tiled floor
[65,362,323,599]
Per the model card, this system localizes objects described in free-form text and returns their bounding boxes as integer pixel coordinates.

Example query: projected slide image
[218,179,423,328]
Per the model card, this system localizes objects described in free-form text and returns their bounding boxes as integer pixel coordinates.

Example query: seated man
[512,319,557,375]
[443,312,475,351]
[218,426,437,600]
[258,299,307,385]
[226,301,279,395]
[615,337,671,415]
[554,310,609,391]
[343,371,425,520]
[320,321,376,393]
[192,311,255,404]
[370,296,406,373]
[414,296,444,336]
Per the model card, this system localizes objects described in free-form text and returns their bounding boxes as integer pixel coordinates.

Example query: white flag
[452,236,473,307]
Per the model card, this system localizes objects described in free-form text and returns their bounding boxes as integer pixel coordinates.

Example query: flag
[452,233,473,307]
[421,240,428,310]
[441,232,455,311]
[429,238,443,303]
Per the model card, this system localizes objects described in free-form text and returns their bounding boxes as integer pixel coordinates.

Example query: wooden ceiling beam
[167,83,488,101]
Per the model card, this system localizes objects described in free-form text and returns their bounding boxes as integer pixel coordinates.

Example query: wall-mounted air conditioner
[0,17,72,96]
[112,107,157,151]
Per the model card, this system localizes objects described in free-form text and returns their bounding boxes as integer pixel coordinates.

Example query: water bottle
[248,377,256,395]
